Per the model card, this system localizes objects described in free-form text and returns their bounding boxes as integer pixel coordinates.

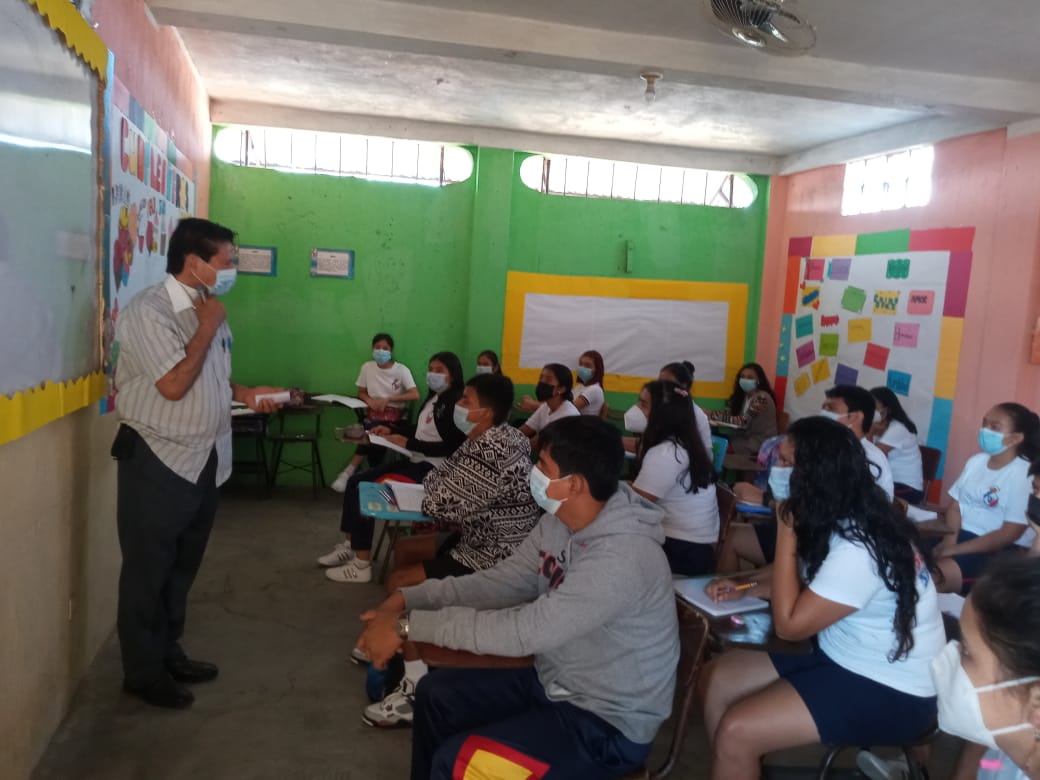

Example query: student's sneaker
[856,751,910,780]
[317,541,354,567]
[350,647,371,665]
[362,677,416,728]
[330,466,356,493]
[325,560,372,583]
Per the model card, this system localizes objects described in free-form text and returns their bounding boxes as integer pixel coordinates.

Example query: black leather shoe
[123,675,194,709]
[165,657,219,684]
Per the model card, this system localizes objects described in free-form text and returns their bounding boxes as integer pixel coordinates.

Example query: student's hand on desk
[705,577,745,603]
[244,385,285,413]
[370,425,392,436]
[384,434,408,448]
[357,611,404,669]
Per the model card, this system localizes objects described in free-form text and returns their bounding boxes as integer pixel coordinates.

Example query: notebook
[367,434,415,458]
[673,576,770,617]
[385,481,426,513]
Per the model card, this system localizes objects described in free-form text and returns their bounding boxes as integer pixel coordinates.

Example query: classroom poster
[775,229,974,478]
[101,77,196,412]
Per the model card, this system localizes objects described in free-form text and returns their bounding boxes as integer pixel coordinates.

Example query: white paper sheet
[367,434,415,458]
[673,576,769,617]
[905,504,938,523]
[312,393,367,409]
[386,481,426,512]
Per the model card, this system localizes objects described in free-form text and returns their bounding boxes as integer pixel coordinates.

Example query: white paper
[312,393,367,409]
[673,576,769,617]
[255,390,291,404]
[367,433,414,458]
[937,592,965,619]
[237,246,275,275]
[905,504,938,523]
[386,481,426,512]
[231,407,259,416]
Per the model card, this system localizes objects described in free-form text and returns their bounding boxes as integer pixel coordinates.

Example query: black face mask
[535,382,555,402]
[1028,495,1040,527]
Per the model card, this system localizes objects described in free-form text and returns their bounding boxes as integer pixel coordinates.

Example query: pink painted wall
[92,0,211,214]
[758,129,1040,486]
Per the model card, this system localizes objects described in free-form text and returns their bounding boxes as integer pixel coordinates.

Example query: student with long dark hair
[710,362,778,455]
[935,402,1040,594]
[475,350,501,376]
[519,363,579,445]
[659,360,713,456]
[699,417,945,780]
[628,380,719,575]
[870,387,925,504]
[573,350,606,417]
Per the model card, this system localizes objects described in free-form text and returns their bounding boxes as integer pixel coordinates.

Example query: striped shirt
[114,275,233,485]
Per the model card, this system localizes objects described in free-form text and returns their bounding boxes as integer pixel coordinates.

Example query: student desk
[358,481,431,583]
[706,608,811,656]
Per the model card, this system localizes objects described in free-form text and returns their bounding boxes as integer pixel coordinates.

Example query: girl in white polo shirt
[870,387,925,504]
[519,363,579,448]
[573,350,606,417]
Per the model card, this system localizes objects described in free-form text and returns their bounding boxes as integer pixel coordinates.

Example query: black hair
[660,361,695,391]
[477,350,502,374]
[543,363,574,402]
[870,387,918,435]
[636,380,714,493]
[166,218,236,274]
[372,333,395,349]
[825,384,876,433]
[971,557,1040,684]
[726,362,776,415]
[466,373,514,425]
[785,415,934,661]
[1030,459,1040,478]
[994,402,1040,462]
[579,350,606,389]
[428,351,464,402]
[539,416,624,502]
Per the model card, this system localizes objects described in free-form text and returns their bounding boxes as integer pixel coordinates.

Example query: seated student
[870,387,925,504]
[475,349,501,376]
[573,349,606,417]
[356,416,678,779]
[709,363,778,456]
[331,333,420,492]
[660,360,713,457]
[320,352,467,578]
[933,402,1039,595]
[699,416,945,780]
[519,363,580,446]
[358,372,542,727]
[628,380,719,575]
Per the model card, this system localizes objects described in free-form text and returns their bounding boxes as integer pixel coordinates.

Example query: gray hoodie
[403,483,679,744]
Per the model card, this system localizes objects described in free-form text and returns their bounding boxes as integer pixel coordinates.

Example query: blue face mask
[768,466,793,501]
[576,366,594,384]
[192,264,237,296]
[427,372,448,394]
[373,349,392,366]
[529,465,568,515]
[453,403,476,434]
[978,428,1009,456]
[738,377,757,393]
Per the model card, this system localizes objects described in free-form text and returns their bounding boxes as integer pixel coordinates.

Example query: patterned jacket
[421,423,540,571]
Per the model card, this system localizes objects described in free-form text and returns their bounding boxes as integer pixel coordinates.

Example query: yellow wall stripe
[934,317,964,398]
[0,372,107,446]
[25,0,108,76]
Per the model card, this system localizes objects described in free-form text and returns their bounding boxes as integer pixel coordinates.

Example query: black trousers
[116,432,218,687]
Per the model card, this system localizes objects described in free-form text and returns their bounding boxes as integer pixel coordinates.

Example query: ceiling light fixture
[641,71,662,104]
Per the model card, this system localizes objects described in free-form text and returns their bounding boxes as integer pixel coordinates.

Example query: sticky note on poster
[801,286,821,310]
[864,343,891,371]
[795,314,814,339]
[848,318,872,343]
[804,258,825,281]
[828,258,851,281]
[907,290,935,315]
[820,315,839,328]
[835,363,859,386]
[887,369,912,397]
[886,258,911,279]
[811,358,831,384]
[893,322,921,348]
[794,373,811,397]
[873,290,900,315]
[841,286,867,313]
[819,333,839,357]
[796,341,816,368]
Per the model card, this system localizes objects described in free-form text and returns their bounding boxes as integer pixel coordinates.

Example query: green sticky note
[795,314,813,339]
[841,286,867,313]
[820,333,839,357]
[886,258,911,279]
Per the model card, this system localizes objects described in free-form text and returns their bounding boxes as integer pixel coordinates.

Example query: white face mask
[768,466,793,500]
[624,404,647,434]
[931,640,1040,750]
[426,372,448,394]
[819,409,844,423]
[529,465,568,516]
[475,365,493,375]
[453,403,476,434]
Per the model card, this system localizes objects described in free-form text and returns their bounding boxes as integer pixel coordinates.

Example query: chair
[710,435,728,474]
[268,405,326,497]
[814,725,939,780]
[919,445,942,503]
[714,483,737,558]
[230,412,269,497]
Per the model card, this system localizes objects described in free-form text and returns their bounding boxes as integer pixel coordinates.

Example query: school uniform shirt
[574,383,604,417]
[412,396,447,467]
[809,533,946,697]
[878,420,923,491]
[861,437,895,500]
[355,360,416,411]
[633,440,719,544]
[693,403,713,458]
[948,453,1030,539]
[525,400,580,433]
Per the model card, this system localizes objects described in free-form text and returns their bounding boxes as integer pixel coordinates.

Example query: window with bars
[841,146,934,216]
[518,154,757,208]
[212,126,474,186]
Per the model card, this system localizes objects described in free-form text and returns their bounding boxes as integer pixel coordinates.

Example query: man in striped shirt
[113,218,280,709]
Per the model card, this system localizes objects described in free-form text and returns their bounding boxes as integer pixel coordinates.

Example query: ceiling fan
[703,0,817,56]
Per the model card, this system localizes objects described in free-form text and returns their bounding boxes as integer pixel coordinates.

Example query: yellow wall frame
[502,272,749,397]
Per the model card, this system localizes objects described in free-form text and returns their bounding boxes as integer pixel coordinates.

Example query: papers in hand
[674,576,769,617]
[312,393,367,409]
[367,433,414,458]
[385,481,426,512]
[905,504,938,523]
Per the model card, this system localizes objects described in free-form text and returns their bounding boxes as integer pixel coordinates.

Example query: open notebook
[674,576,769,617]
[384,481,426,513]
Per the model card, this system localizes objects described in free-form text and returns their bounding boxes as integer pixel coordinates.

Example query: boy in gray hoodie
[358,416,679,780]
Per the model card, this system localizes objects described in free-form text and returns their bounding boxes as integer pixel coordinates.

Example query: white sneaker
[350,647,370,665]
[330,466,356,493]
[857,751,909,780]
[362,677,416,728]
[317,541,354,567]
[325,560,372,583]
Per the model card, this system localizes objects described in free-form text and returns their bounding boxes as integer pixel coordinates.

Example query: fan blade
[758,20,789,43]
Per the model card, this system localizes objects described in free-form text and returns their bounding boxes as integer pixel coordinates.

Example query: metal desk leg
[378,521,400,584]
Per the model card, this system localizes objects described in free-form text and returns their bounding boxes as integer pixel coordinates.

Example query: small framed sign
[237,246,277,276]
[310,248,355,279]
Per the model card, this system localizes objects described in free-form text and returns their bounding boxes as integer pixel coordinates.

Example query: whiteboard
[0,0,100,396]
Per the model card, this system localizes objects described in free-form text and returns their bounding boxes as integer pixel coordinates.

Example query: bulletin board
[503,271,748,396]
[0,0,108,447]
[775,228,975,476]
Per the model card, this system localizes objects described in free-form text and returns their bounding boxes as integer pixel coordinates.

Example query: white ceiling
[149,0,1040,174]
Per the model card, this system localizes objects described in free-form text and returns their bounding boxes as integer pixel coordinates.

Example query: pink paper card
[893,322,920,348]
[804,258,825,281]
[907,290,935,316]
[796,341,816,368]
[864,343,891,371]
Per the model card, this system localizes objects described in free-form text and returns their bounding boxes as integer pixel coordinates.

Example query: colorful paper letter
[893,322,921,348]
[794,373,812,397]
[835,363,859,386]
[864,343,891,371]
[907,290,935,315]
[811,358,832,384]
[795,314,814,339]
[848,318,872,343]
[841,286,867,313]
[828,258,851,281]
[887,369,912,396]
[820,315,840,328]
[873,290,900,315]
[802,286,821,310]
[886,258,911,279]
[805,258,825,281]
[796,341,816,369]
[819,333,839,357]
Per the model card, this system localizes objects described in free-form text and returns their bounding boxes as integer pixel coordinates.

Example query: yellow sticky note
[873,290,900,316]
[811,358,832,384]
[848,318,872,343]
[794,373,812,397]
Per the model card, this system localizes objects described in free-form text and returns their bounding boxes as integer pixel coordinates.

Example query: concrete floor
[32,487,960,780]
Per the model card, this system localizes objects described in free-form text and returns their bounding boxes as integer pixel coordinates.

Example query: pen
[720,581,758,595]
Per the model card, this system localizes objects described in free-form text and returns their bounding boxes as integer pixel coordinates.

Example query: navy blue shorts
[950,530,1024,595]
[770,644,936,745]
[663,537,716,576]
